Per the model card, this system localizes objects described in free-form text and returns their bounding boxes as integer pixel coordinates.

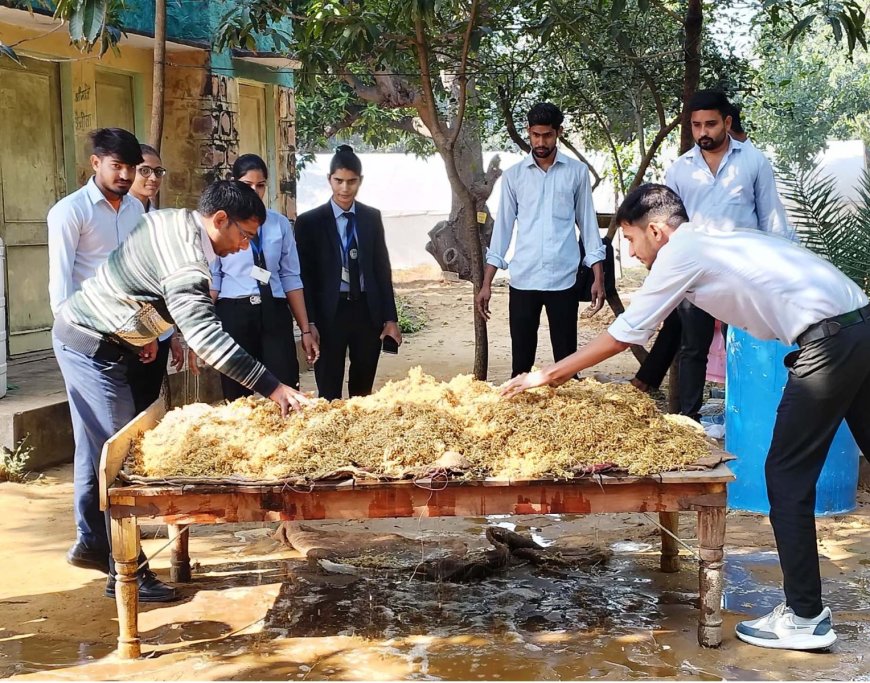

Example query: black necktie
[343,212,361,300]
[250,233,271,301]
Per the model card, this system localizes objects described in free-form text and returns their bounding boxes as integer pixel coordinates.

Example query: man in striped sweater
[53,180,310,602]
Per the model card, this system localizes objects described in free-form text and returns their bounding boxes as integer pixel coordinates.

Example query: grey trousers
[765,318,870,617]
[53,337,135,554]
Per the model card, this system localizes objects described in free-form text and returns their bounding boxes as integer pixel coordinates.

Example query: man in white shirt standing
[633,90,794,419]
[476,103,606,377]
[503,183,869,651]
[47,128,152,577]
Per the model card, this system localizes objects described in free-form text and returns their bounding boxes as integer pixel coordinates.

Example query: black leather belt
[338,292,366,300]
[797,303,870,347]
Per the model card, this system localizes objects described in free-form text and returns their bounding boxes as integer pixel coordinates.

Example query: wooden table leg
[111,515,141,659]
[168,524,191,583]
[659,511,681,573]
[696,505,726,647]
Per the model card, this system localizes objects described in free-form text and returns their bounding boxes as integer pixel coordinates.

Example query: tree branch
[413,14,448,146]
[447,0,480,149]
[497,86,531,153]
[471,155,503,202]
[559,136,602,191]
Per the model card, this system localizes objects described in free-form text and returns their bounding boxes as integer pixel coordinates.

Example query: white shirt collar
[192,211,217,265]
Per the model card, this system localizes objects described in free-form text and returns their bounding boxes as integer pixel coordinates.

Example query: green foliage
[760,0,867,54]
[0,41,22,64]
[0,438,33,484]
[746,28,870,169]
[396,295,427,334]
[779,163,870,293]
[47,0,125,54]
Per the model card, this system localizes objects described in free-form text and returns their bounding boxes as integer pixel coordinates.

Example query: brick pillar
[275,85,297,219]
[200,72,240,184]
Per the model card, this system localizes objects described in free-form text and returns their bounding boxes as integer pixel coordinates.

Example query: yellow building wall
[0,20,156,190]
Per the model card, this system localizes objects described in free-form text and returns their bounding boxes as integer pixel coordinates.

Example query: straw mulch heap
[128,367,713,482]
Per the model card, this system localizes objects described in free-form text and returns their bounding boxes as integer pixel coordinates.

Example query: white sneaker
[735,603,837,650]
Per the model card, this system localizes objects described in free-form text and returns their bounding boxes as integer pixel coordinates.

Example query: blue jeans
[53,336,135,553]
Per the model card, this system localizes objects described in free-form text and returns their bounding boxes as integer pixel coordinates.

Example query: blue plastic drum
[725,327,860,515]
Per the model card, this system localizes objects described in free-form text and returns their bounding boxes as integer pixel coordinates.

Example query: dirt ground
[2,272,869,681]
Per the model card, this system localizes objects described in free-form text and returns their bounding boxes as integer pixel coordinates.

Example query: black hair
[89,128,143,165]
[728,104,745,134]
[198,180,267,225]
[232,153,269,180]
[527,102,564,129]
[615,183,689,230]
[687,90,731,119]
[329,144,362,176]
[139,143,160,159]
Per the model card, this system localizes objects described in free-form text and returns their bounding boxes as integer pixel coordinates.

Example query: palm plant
[778,162,870,293]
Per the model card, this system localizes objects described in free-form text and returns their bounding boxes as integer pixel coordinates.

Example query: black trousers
[127,337,172,414]
[315,295,382,401]
[509,285,579,377]
[634,309,682,390]
[677,301,717,419]
[766,317,870,617]
[215,296,300,400]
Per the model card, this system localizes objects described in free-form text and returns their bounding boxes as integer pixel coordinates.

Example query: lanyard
[340,214,357,267]
[249,227,265,267]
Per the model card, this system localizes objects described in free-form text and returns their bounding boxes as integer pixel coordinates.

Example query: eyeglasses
[230,220,257,243]
[137,165,167,178]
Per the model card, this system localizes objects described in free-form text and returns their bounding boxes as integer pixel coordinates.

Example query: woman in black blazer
[295,146,401,400]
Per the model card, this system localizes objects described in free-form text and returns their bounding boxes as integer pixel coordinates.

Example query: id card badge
[250,265,271,285]
[341,266,351,283]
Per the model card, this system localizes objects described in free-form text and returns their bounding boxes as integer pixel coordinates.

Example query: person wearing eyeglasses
[129,143,167,212]
[53,180,313,603]
[126,144,185,411]
[209,154,318,399]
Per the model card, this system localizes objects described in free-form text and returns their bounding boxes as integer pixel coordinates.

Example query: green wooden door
[0,57,66,355]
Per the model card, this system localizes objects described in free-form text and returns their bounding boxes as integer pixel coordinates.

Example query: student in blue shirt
[209,154,318,398]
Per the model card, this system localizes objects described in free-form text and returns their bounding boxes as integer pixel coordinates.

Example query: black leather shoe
[67,542,111,574]
[105,570,179,603]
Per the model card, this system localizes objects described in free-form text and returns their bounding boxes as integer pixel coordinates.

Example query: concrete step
[0,350,222,471]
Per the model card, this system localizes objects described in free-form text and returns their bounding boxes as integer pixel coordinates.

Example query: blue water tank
[725,328,860,515]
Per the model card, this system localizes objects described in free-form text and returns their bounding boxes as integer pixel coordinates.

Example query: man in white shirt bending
[47,128,151,577]
[502,183,869,652]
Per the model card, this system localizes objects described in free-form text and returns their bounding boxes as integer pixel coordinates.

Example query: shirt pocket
[552,189,575,221]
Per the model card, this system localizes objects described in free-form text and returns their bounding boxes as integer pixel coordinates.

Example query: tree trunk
[669,0,703,413]
[680,0,703,154]
[150,0,167,156]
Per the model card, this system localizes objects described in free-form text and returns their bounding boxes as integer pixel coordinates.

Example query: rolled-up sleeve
[277,214,304,292]
[576,165,605,266]
[607,241,701,345]
[209,256,224,292]
[486,171,517,270]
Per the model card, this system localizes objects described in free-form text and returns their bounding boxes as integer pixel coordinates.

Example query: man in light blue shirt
[476,103,606,377]
[638,90,794,420]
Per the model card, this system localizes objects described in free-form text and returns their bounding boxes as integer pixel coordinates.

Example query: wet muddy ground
[3,280,869,680]
[2,469,869,681]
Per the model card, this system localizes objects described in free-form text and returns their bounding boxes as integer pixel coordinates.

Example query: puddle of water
[0,634,115,677]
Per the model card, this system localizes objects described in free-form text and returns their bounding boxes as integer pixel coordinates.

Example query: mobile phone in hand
[382,335,399,354]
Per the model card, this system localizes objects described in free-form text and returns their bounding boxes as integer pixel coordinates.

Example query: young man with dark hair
[632,90,794,417]
[727,103,750,144]
[48,128,150,577]
[53,180,311,602]
[477,102,606,377]
[503,182,870,651]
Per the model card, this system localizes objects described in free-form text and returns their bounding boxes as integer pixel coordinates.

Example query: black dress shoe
[105,570,179,603]
[67,542,111,574]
